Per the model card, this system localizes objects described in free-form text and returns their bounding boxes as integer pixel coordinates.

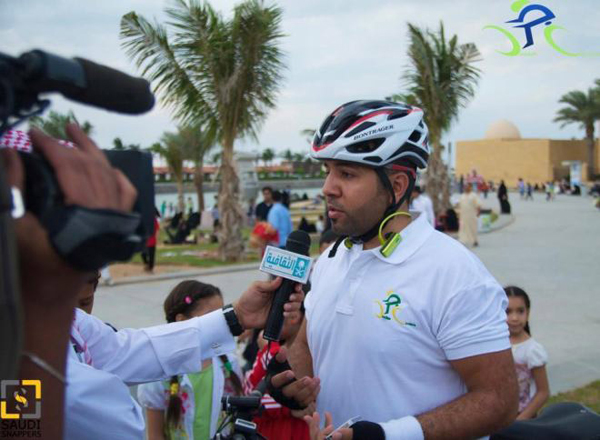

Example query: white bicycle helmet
[311,100,431,251]
[310,100,429,169]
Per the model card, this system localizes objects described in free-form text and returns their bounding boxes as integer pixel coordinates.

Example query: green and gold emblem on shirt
[374,290,417,327]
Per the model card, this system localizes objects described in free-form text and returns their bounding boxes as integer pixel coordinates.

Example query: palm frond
[554,88,600,130]
[401,22,481,143]
[120,9,214,125]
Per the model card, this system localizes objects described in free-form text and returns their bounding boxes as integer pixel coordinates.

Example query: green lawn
[131,227,322,268]
[546,380,600,413]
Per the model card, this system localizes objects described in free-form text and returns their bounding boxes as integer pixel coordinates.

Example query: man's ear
[389,172,410,204]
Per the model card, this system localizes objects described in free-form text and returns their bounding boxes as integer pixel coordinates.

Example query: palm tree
[281,148,293,163]
[210,151,222,166]
[150,133,185,213]
[395,22,481,215]
[178,124,217,212]
[554,87,600,179]
[30,110,93,139]
[261,148,275,167]
[113,137,141,150]
[121,0,285,261]
[300,128,315,144]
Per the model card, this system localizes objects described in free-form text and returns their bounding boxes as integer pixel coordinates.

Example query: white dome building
[484,119,521,140]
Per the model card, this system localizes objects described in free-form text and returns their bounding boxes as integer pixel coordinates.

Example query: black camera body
[0,48,157,271]
[18,149,155,271]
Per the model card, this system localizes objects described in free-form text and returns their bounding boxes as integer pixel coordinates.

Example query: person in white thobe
[458,185,481,247]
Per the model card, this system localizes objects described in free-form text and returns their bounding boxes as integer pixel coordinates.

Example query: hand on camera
[1,124,137,302]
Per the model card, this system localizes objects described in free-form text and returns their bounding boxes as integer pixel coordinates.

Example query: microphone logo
[260,246,313,283]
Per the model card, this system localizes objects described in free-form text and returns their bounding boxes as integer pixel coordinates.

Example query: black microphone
[18,50,155,115]
[263,230,311,342]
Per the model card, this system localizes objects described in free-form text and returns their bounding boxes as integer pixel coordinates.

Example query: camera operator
[0,126,319,439]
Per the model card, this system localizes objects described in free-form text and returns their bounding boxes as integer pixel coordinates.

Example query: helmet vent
[364,156,383,163]
[408,130,421,143]
[345,121,377,138]
[346,138,385,154]
[387,110,410,121]
[389,142,430,166]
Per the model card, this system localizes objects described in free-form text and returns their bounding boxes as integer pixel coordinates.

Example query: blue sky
[1,0,599,161]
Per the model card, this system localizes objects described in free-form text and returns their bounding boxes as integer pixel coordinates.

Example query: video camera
[214,395,266,440]
[0,49,156,270]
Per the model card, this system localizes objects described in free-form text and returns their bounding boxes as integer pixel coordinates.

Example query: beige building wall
[548,140,588,180]
[455,139,552,186]
[456,138,596,184]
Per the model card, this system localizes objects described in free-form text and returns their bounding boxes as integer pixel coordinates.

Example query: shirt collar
[365,212,434,265]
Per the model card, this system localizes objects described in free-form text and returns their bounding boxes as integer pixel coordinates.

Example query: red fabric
[146,217,160,247]
[249,221,279,252]
[0,129,75,152]
[244,344,310,440]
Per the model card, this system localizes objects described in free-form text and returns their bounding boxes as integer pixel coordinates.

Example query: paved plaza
[94,191,600,393]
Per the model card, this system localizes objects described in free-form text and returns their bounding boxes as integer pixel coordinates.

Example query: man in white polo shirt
[290,100,518,440]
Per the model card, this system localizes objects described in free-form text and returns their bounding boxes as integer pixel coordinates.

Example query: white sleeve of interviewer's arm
[76,308,235,384]
[65,351,146,440]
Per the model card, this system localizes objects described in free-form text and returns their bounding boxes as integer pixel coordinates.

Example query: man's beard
[328,195,387,237]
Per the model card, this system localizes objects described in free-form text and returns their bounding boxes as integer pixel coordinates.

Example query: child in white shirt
[505,286,550,419]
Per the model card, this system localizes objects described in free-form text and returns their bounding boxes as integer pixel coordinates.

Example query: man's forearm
[288,337,313,378]
[415,389,516,439]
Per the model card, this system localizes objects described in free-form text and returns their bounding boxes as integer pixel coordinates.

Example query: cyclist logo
[374,290,416,327]
[484,0,600,57]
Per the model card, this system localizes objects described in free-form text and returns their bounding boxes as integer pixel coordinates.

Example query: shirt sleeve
[267,207,277,228]
[526,340,548,369]
[435,282,510,360]
[76,308,235,384]
[64,352,145,440]
[137,381,168,410]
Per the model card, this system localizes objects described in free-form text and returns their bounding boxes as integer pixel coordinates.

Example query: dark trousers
[142,246,156,271]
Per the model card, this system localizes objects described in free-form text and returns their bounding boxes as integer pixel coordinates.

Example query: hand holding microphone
[232,277,305,330]
[232,230,312,334]
[262,230,312,342]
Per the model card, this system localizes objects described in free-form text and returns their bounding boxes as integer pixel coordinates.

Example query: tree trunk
[426,141,451,218]
[194,159,205,212]
[176,175,185,214]
[586,124,596,179]
[218,142,245,261]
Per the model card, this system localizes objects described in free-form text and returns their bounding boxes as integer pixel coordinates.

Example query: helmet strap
[351,167,415,244]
